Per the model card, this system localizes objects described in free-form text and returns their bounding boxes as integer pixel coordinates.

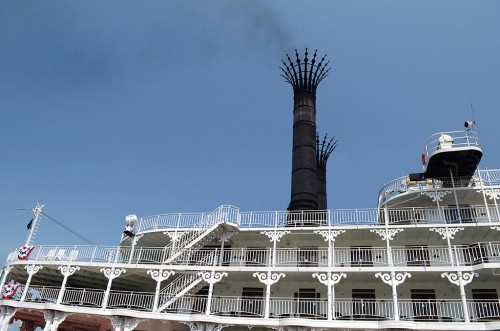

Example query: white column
[43,311,70,331]
[0,266,13,291]
[253,272,285,318]
[128,234,144,264]
[20,265,43,301]
[199,271,227,315]
[261,230,290,267]
[147,269,175,311]
[100,268,127,310]
[218,232,237,266]
[0,307,17,331]
[442,271,478,323]
[312,273,346,320]
[57,265,80,304]
[375,272,411,320]
[430,227,464,266]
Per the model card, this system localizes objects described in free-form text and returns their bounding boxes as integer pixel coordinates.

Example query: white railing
[107,290,154,311]
[468,301,500,321]
[334,247,389,267]
[5,285,500,323]
[9,241,500,268]
[61,287,104,307]
[399,299,463,321]
[270,298,328,318]
[334,299,394,319]
[424,130,481,160]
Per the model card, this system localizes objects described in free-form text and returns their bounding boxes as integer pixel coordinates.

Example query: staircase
[156,206,239,312]
[157,252,216,312]
[164,205,239,263]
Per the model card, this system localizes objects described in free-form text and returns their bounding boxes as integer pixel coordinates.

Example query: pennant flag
[2,283,19,299]
[27,218,33,230]
[18,246,35,260]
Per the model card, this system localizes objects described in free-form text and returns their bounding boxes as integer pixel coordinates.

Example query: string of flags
[18,246,35,260]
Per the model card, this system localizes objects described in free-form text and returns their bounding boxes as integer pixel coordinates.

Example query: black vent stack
[281,49,332,211]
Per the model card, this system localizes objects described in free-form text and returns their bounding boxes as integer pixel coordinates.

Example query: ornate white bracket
[421,190,451,202]
[147,269,175,282]
[370,228,403,241]
[260,230,290,242]
[253,272,285,286]
[182,322,231,331]
[199,271,228,285]
[375,272,411,286]
[44,310,71,330]
[312,273,346,286]
[163,231,183,242]
[477,189,500,200]
[100,267,126,280]
[58,265,80,277]
[219,232,238,243]
[491,226,500,231]
[429,227,464,240]
[25,264,43,276]
[441,272,478,286]
[314,229,346,242]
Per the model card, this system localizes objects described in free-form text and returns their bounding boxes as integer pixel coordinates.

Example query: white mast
[25,203,45,246]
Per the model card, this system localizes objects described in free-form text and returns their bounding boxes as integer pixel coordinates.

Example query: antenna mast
[25,203,44,246]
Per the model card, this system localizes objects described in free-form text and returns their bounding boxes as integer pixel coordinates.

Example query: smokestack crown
[280,48,330,94]
[316,133,338,167]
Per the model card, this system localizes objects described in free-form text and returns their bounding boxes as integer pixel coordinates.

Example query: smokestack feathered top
[280,48,330,94]
[281,49,331,212]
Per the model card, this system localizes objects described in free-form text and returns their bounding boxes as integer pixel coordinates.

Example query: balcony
[7,241,500,268]
[4,285,500,324]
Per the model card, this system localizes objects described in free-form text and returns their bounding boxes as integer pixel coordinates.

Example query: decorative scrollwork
[253,272,285,285]
[461,272,479,285]
[442,272,478,286]
[491,226,500,231]
[124,317,143,330]
[421,190,451,202]
[58,265,80,277]
[260,230,290,242]
[376,272,411,286]
[25,265,43,276]
[312,272,346,286]
[147,269,175,282]
[370,228,403,241]
[477,189,500,201]
[429,227,463,240]
[163,231,182,242]
[314,229,345,242]
[100,267,126,280]
[199,271,228,284]
[393,272,412,286]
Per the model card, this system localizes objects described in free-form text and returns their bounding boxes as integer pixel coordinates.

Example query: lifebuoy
[421,152,426,165]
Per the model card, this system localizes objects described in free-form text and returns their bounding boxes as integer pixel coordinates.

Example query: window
[297,247,318,267]
[352,289,376,316]
[351,247,373,267]
[472,289,500,321]
[245,248,267,266]
[406,246,430,266]
[294,288,320,317]
[241,287,264,316]
[411,289,436,320]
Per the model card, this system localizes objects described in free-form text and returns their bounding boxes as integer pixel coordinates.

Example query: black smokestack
[280,49,330,211]
[316,133,338,210]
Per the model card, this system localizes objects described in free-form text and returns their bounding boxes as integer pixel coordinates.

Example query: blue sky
[1,1,500,256]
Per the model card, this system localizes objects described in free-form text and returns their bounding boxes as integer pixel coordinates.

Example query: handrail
[7,241,500,268]
[4,286,500,323]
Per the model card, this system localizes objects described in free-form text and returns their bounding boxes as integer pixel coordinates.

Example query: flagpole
[25,203,45,246]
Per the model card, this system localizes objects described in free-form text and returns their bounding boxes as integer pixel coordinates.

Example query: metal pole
[25,203,45,246]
